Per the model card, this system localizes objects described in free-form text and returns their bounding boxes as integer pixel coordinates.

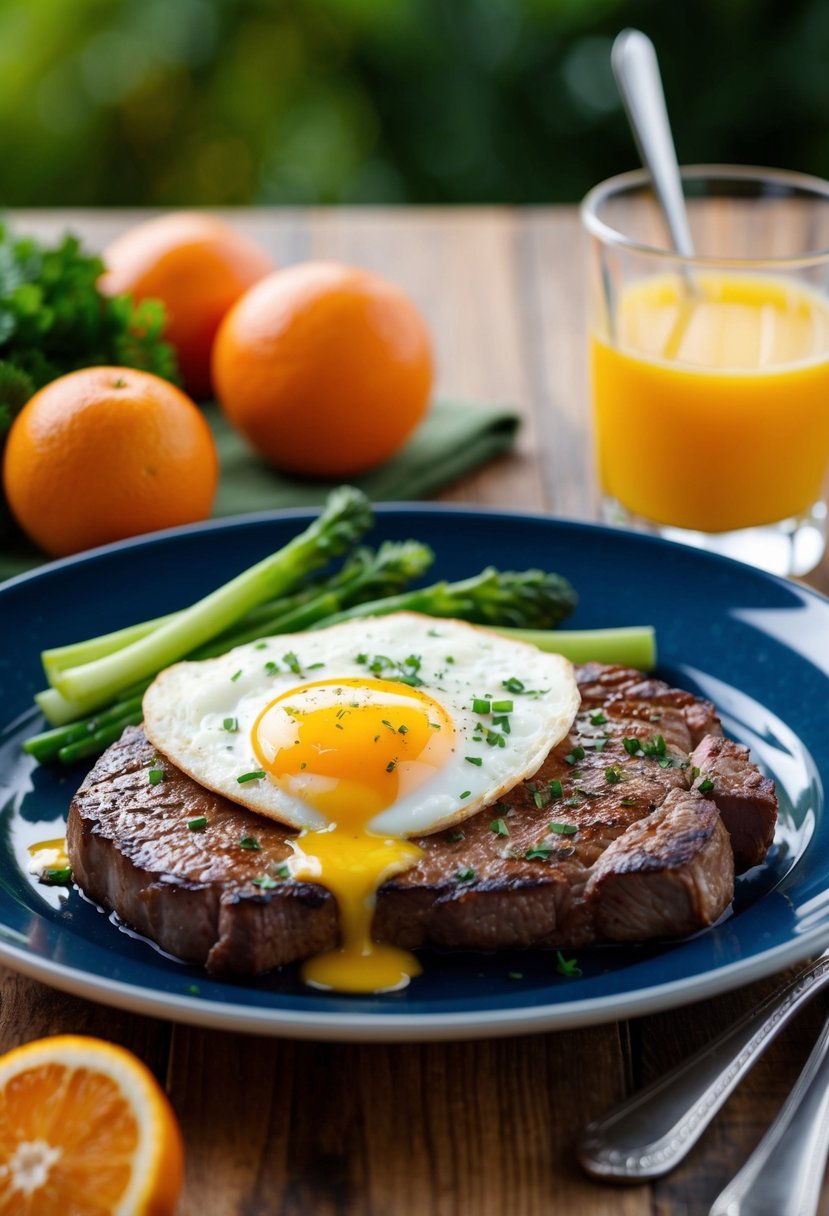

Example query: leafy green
[0,225,177,391]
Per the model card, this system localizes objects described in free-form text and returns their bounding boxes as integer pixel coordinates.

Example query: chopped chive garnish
[491,699,513,713]
[251,874,278,889]
[548,779,563,799]
[605,766,622,784]
[231,669,242,682]
[42,865,72,885]
[533,788,551,810]
[564,746,585,765]
[622,737,641,755]
[428,721,441,730]
[283,651,301,674]
[264,660,279,676]
[658,757,673,768]
[490,817,510,837]
[502,677,525,694]
[276,863,291,879]
[549,822,578,835]
[307,661,325,670]
[381,719,396,733]
[508,971,524,980]
[239,835,261,851]
[556,951,583,978]
[398,724,409,735]
[594,738,607,752]
[237,770,266,784]
[222,717,239,733]
[472,697,491,715]
[465,756,483,766]
[698,777,715,793]
[148,767,165,786]
[187,816,208,831]
[386,759,397,773]
[492,714,511,734]
[525,844,553,861]
[455,867,475,883]
[620,796,637,806]
[457,793,471,803]
[589,711,607,726]
[643,734,667,757]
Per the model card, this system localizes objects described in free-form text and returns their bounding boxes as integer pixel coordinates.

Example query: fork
[577,951,829,1181]
[708,1010,829,1215]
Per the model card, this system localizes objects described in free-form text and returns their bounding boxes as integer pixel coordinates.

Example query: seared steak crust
[67,664,772,976]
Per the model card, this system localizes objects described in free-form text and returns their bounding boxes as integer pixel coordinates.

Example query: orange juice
[591,274,829,532]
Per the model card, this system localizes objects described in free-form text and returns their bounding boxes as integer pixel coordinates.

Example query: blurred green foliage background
[1,0,827,207]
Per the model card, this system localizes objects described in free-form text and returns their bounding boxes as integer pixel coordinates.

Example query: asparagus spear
[52,486,373,716]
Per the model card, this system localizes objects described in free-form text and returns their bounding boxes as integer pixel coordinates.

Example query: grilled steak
[66,663,776,977]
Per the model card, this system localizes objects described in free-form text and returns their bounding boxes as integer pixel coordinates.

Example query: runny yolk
[252,677,455,993]
[27,837,70,880]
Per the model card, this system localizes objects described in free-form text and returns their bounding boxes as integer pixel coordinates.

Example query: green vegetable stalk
[314,567,578,630]
[52,486,373,715]
[22,491,657,768]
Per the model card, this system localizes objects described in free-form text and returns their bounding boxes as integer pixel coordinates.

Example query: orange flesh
[591,273,829,532]
[0,1064,138,1213]
[252,677,455,992]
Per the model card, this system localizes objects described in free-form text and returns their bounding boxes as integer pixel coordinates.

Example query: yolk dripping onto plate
[252,677,455,992]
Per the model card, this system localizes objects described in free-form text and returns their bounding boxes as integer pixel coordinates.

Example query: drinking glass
[581,165,829,576]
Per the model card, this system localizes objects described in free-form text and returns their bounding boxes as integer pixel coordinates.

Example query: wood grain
[3,207,829,1214]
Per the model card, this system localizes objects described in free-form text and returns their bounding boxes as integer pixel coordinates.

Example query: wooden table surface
[5,207,829,1215]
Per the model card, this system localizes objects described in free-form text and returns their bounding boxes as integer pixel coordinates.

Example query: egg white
[142,612,580,836]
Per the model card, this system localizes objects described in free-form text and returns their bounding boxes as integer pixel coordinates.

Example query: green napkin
[0,397,520,582]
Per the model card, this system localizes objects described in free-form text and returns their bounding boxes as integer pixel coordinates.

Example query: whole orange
[3,367,218,557]
[211,261,434,478]
[99,212,276,398]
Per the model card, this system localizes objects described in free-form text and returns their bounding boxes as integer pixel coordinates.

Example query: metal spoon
[578,951,829,1181]
[611,29,696,259]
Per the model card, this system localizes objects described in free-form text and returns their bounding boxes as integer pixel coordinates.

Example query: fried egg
[143,612,579,993]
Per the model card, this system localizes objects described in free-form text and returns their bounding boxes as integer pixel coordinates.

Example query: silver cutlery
[578,951,829,1181]
[611,28,696,260]
[709,1011,829,1216]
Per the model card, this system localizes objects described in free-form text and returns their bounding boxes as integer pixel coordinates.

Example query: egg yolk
[252,677,455,993]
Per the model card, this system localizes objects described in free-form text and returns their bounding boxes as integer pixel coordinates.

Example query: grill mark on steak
[66,664,774,977]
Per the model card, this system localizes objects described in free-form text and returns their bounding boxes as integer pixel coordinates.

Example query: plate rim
[0,927,827,1042]
[7,499,828,611]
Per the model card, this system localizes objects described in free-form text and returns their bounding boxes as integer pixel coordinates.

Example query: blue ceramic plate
[0,507,826,1041]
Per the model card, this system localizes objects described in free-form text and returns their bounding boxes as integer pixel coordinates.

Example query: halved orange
[0,1035,184,1215]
